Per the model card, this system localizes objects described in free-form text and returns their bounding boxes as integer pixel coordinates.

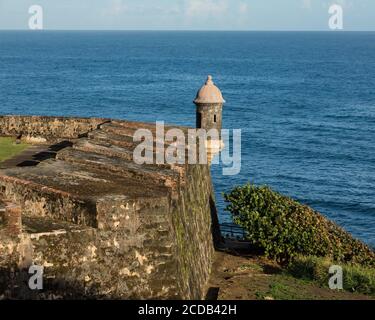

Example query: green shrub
[288,255,375,295]
[224,183,375,265]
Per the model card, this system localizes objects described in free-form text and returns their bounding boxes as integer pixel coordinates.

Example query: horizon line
[1,29,375,32]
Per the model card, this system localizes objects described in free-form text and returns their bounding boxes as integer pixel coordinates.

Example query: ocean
[0,31,374,247]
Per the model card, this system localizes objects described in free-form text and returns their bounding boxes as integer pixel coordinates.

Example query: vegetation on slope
[223,183,375,297]
[209,247,373,300]
[223,183,375,266]
[287,255,375,296]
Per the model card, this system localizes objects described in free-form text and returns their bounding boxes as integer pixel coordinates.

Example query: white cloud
[238,2,249,14]
[336,0,347,6]
[185,0,229,17]
[165,5,182,15]
[302,0,312,9]
[104,0,128,16]
[323,0,353,9]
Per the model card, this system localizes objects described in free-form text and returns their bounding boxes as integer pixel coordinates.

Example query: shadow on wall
[16,141,73,167]
[210,195,222,248]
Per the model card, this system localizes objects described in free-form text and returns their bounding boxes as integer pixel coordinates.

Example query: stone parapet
[0,116,220,299]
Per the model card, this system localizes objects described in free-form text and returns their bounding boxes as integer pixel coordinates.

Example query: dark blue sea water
[0,31,374,247]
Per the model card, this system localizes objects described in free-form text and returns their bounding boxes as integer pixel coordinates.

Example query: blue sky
[0,0,374,31]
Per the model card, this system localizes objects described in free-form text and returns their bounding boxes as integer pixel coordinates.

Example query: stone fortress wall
[0,115,220,299]
[0,115,109,141]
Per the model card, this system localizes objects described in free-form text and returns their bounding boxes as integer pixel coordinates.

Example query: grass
[287,255,375,296]
[211,249,372,300]
[237,263,264,272]
[255,274,330,300]
[255,278,300,300]
[253,270,374,300]
[0,137,29,162]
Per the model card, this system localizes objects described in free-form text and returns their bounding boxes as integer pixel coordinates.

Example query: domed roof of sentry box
[194,75,225,104]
